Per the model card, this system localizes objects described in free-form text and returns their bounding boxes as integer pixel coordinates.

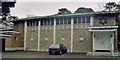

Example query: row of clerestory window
[27,16,91,26]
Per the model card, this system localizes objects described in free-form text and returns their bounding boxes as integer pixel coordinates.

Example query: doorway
[93,32,113,51]
[2,38,5,52]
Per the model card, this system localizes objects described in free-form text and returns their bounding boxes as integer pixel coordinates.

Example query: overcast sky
[10,0,119,18]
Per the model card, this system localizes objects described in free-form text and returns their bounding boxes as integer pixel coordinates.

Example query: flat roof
[12,11,120,22]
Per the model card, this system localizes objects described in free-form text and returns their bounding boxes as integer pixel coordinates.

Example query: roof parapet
[12,11,119,22]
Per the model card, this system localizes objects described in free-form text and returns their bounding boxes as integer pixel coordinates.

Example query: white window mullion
[46,19,48,25]
[63,18,64,25]
[77,17,78,24]
[85,16,87,24]
[50,19,51,25]
[32,21,33,26]
[58,18,60,25]
[81,16,83,28]
[90,15,94,26]
[66,18,68,24]
[43,20,44,25]
[81,16,82,24]
[85,16,87,28]
[34,21,36,26]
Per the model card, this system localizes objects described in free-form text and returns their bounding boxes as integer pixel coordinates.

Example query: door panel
[94,32,112,50]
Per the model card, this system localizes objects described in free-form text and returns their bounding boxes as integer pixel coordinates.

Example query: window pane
[51,19,54,25]
[74,17,77,24]
[36,20,38,26]
[30,20,32,26]
[82,16,85,23]
[60,18,63,24]
[68,17,71,24]
[27,21,29,26]
[32,20,35,26]
[56,18,59,25]
[47,19,50,25]
[64,17,67,24]
[45,19,48,25]
[78,17,81,23]
[44,19,47,25]
[40,20,43,26]
[86,16,90,23]
[34,20,36,26]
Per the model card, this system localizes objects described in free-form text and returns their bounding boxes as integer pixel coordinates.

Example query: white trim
[111,32,114,56]
[53,18,56,44]
[40,49,48,52]
[71,18,73,52]
[90,15,94,26]
[0,34,12,37]
[0,31,20,33]
[114,19,116,25]
[89,29,117,32]
[27,49,38,51]
[88,26,118,29]
[5,47,24,51]
[17,47,24,50]
[93,32,95,55]
[5,48,16,51]
[24,21,27,51]
[38,20,40,51]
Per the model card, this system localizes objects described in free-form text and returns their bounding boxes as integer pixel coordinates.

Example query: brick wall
[56,25,71,52]
[26,26,38,50]
[13,21,24,48]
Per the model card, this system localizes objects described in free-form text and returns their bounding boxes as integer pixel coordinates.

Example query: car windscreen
[49,44,59,48]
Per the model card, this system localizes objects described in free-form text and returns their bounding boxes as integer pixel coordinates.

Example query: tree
[115,4,120,11]
[1,1,16,27]
[9,16,18,20]
[74,7,94,13]
[57,8,72,15]
[104,2,117,11]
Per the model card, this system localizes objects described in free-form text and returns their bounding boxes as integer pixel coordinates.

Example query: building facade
[12,11,119,56]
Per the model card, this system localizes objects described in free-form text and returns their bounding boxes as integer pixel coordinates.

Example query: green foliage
[10,16,18,20]
[115,4,120,11]
[104,2,116,11]
[2,2,16,14]
[74,7,94,13]
[104,2,120,11]
[57,8,72,15]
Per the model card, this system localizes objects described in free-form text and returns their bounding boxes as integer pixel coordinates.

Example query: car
[48,44,67,55]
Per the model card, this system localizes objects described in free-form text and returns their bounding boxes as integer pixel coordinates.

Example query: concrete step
[113,51,119,56]
[87,52,112,56]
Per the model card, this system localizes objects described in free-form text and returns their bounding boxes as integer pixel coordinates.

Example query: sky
[10,0,120,18]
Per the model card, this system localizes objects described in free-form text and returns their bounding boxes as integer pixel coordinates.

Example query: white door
[94,32,113,50]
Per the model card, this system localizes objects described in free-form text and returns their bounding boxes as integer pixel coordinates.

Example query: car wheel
[59,51,62,55]
[49,52,52,55]
[65,50,67,53]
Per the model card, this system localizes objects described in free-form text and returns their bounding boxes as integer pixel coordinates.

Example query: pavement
[1,51,120,60]
[2,51,120,58]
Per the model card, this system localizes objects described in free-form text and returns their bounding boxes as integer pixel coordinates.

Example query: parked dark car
[48,44,67,55]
